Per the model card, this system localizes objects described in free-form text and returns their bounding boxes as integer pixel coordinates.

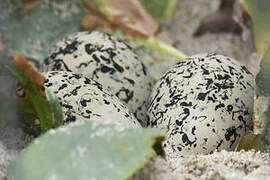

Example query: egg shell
[43,71,141,128]
[147,53,254,155]
[41,31,153,127]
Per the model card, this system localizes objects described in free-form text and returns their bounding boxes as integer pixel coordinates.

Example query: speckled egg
[43,71,141,128]
[147,53,254,155]
[41,31,153,127]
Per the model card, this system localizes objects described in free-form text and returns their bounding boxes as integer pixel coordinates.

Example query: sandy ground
[0,128,29,180]
[131,150,270,180]
[1,0,269,180]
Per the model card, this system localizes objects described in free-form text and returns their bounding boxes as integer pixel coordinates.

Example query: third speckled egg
[147,53,254,155]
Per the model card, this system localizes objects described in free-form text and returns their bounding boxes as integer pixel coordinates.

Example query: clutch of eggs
[41,31,153,127]
[147,53,254,155]
[43,71,141,128]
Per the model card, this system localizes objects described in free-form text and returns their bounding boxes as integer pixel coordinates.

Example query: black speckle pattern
[41,31,153,127]
[43,71,141,128]
[147,53,254,155]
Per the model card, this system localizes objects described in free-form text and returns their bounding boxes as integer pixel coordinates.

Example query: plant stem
[142,36,187,60]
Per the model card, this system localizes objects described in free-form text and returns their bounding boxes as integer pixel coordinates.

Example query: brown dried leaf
[246,52,262,76]
[80,14,114,34]
[20,0,43,16]
[80,14,100,30]
[194,0,243,37]
[12,54,45,97]
[108,0,158,35]
[232,0,253,41]
[0,42,5,52]
[109,0,173,44]
[236,133,263,151]
[83,0,173,44]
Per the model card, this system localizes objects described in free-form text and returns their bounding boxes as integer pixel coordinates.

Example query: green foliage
[8,121,166,180]
[3,0,85,60]
[244,0,270,152]
[45,89,63,128]
[8,64,54,133]
[142,36,186,60]
[0,0,10,35]
[245,0,270,95]
[256,49,270,95]
[139,0,178,21]
[244,0,270,54]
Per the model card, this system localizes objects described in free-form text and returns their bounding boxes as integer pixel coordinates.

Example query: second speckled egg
[41,31,153,126]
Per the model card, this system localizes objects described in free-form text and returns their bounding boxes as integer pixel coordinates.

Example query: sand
[131,150,270,180]
[0,127,30,180]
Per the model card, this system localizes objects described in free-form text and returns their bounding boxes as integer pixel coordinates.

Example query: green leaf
[8,121,166,180]
[244,0,270,54]
[8,64,53,133]
[3,0,85,60]
[244,0,270,153]
[139,0,178,21]
[0,0,10,37]
[256,47,270,95]
[45,88,63,128]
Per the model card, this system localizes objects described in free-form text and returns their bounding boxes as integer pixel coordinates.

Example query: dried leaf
[12,54,45,96]
[19,0,43,16]
[194,0,243,37]
[80,14,114,34]
[108,0,158,35]
[85,0,173,44]
[80,14,100,30]
[236,133,263,151]
[232,0,253,41]
[82,0,187,60]
[246,52,262,76]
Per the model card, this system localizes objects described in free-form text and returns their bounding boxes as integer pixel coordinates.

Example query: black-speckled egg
[41,31,153,127]
[43,71,141,128]
[147,53,254,155]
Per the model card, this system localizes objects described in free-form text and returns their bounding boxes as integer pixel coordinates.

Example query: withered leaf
[83,0,173,44]
[12,54,45,96]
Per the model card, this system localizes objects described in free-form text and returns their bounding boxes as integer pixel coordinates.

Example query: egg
[43,71,141,128]
[41,31,153,127]
[147,53,254,155]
